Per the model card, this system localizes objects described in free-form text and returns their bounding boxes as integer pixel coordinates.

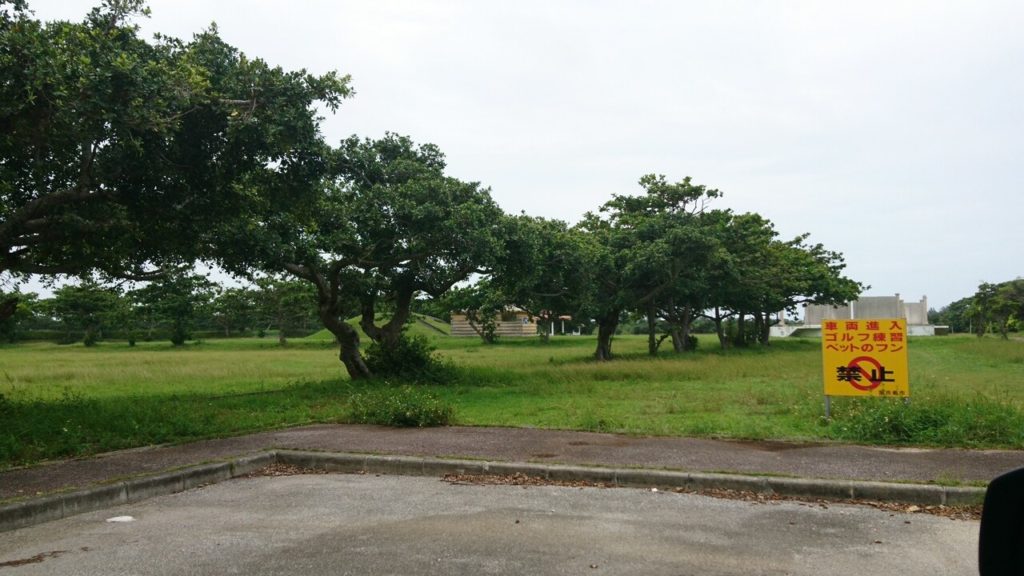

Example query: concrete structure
[772,295,938,337]
[803,294,928,326]
[451,308,536,338]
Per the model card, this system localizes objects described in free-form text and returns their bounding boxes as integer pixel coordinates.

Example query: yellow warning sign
[822,318,909,398]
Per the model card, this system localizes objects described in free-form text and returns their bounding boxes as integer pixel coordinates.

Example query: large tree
[0,0,349,319]
[578,175,721,360]
[698,211,862,348]
[971,279,1024,339]
[130,272,214,345]
[573,213,629,361]
[491,215,593,341]
[254,277,317,344]
[235,134,505,379]
[610,175,721,356]
[46,281,124,345]
[0,289,40,342]
[209,286,257,338]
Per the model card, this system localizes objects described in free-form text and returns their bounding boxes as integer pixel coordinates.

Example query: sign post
[821,318,909,419]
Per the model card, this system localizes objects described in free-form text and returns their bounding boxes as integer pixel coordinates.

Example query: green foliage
[245,133,505,379]
[489,215,592,340]
[701,211,863,348]
[363,334,455,384]
[969,279,1024,338]
[209,287,257,338]
[130,272,214,346]
[410,298,452,323]
[683,334,699,351]
[253,277,317,344]
[47,282,125,346]
[348,384,454,427]
[0,291,41,342]
[830,397,1024,447]
[934,296,974,333]
[0,0,350,300]
[444,283,505,343]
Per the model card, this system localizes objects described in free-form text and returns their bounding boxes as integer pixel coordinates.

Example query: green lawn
[1,333,1023,468]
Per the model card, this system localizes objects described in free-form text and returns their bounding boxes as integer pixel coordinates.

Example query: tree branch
[0,187,111,242]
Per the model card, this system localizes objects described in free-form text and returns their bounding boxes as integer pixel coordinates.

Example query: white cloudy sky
[25,0,1024,308]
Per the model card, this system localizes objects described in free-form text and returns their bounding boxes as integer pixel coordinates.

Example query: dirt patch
[727,439,826,452]
[444,472,614,489]
[243,464,331,477]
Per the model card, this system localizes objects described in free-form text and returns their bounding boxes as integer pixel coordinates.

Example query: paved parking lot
[0,474,979,575]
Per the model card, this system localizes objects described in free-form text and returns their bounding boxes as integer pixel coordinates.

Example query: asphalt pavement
[0,474,980,576]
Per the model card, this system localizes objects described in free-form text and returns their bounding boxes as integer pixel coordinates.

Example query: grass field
[1,332,1023,468]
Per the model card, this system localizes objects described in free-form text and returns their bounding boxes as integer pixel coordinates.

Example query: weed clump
[348,385,454,427]
[363,334,456,384]
[830,396,1024,447]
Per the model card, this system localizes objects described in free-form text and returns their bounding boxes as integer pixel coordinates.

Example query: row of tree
[446,176,864,359]
[0,276,319,345]
[932,279,1024,338]
[1,1,863,380]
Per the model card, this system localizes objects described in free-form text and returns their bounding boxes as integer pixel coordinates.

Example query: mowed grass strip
[1,334,1023,468]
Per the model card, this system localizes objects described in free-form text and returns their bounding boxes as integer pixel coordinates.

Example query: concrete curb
[0,450,986,533]
[0,451,277,533]
[273,451,985,507]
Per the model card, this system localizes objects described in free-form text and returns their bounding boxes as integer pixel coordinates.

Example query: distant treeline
[931,279,1024,337]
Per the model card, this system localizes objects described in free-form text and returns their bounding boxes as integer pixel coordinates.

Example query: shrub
[348,385,454,427]
[683,334,699,351]
[831,396,1024,447]
[363,334,456,384]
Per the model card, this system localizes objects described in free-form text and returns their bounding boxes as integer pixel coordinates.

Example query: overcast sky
[25,1,1024,309]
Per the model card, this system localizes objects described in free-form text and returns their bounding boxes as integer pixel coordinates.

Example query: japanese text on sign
[822,318,909,397]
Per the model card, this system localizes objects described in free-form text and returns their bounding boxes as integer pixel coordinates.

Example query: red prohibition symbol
[847,356,884,391]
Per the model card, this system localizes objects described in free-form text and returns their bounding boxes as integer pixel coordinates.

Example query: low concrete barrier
[0,450,986,533]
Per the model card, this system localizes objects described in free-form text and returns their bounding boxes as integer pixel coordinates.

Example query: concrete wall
[803,295,930,326]
[803,304,851,325]
[904,295,929,326]
[854,296,902,319]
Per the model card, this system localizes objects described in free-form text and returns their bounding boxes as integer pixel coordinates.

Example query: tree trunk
[324,313,371,379]
[0,296,17,323]
[646,301,658,356]
[338,328,371,379]
[83,324,98,347]
[669,306,694,352]
[286,262,374,380]
[758,311,772,346]
[359,298,383,343]
[713,307,728,349]
[670,326,683,352]
[736,313,747,347]
[170,320,187,346]
[594,310,619,361]
[360,289,413,351]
